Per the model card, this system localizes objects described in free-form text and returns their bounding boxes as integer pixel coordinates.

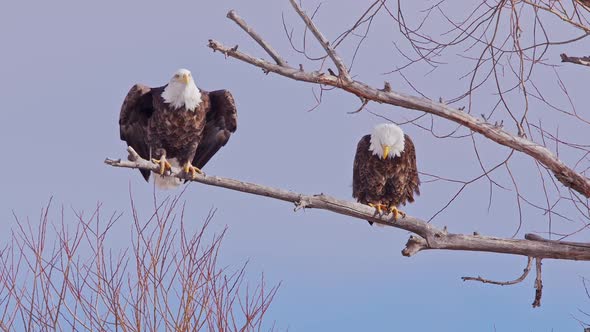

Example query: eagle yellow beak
[182,73,190,84]
[382,145,390,159]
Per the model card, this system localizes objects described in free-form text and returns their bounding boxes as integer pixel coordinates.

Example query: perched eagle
[119,68,237,188]
[353,123,420,225]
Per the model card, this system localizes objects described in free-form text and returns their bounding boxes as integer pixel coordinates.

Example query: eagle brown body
[119,81,237,184]
[147,86,209,167]
[353,133,420,224]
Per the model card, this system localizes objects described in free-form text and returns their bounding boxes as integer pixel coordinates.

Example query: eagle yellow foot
[151,157,172,175]
[368,202,387,215]
[389,206,406,221]
[183,163,203,179]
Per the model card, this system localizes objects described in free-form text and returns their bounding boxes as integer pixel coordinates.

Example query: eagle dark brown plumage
[353,124,420,225]
[119,69,237,188]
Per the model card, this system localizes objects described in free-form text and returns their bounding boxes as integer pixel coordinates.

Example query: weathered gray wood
[105,147,590,261]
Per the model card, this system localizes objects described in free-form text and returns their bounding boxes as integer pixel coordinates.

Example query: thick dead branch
[207,17,590,198]
[560,53,590,67]
[462,257,533,285]
[105,147,590,261]
[287,0,352,82]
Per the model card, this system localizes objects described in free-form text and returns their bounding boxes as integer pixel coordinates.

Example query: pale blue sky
[1,0,590,330]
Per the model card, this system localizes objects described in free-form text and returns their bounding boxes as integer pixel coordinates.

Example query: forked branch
[227,10,287,67]
[207,6,590,198]
[287,0,352,82]
[462,257,545,307]
[462,257,534,286]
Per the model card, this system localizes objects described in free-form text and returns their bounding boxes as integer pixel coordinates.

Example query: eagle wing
[401,134,420,201]
[352,135,368,202]
[192,90,238,169]
[353,135,387,204]
[119,84,155,181]
[385,134,420,205]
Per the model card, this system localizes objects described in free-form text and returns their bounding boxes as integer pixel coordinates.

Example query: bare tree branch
[206,8,590,199]
[461,256,545,306]
[533,258,544,308]
[526,233,590,248]
[287,0,352,82]
[561,53,590,67]
[348,97,369,114]
[462,257,533,285]
[227,10,287,67]
[105,147,590,261]
[1,195,279,330]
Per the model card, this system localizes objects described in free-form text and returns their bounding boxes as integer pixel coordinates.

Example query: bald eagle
[119,69,237,188]
[353,123,420,225]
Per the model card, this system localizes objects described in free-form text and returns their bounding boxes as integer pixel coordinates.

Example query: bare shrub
[0,192,279,331]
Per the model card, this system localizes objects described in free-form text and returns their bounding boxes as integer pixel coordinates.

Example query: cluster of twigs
[387,0,590,236]
[0,194,278,331]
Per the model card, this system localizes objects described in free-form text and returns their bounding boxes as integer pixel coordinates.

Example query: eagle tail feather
[154,175,183,189]
[153,158,183,189]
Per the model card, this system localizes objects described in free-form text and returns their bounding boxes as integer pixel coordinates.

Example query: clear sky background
[1,0,590,331]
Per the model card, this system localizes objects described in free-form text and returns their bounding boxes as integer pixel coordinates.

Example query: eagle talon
[368,202,387,215]
[151,157,172,175]
[389,206,406,221]
[183,163,203,179]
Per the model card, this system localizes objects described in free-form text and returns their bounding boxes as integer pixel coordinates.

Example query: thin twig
[348,98,369,114]
[462,257,533,285]
[288,0,352,82]
[226,10,288,67]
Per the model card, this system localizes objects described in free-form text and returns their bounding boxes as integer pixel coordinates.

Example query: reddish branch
[2,196,278,330]
[206,4,590,198]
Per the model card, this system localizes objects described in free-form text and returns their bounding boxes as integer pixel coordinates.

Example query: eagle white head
[162,68,202,111]
[369,123,405,159]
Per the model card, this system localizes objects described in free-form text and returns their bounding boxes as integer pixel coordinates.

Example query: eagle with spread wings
[119,68,237,188]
